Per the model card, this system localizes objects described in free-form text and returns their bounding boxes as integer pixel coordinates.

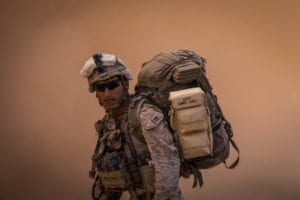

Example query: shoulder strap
[128,96,149,131]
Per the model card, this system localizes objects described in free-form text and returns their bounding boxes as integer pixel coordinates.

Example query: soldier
[80,53,183,200]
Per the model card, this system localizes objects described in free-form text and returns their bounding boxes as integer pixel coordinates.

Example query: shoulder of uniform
[141,102,162,112]
[128,96,149,125]
[140,103,164,130]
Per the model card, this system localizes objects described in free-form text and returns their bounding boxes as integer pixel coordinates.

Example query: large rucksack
[128,49,240,188]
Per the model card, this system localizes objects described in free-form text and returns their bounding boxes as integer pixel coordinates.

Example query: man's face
[94,76,128,109]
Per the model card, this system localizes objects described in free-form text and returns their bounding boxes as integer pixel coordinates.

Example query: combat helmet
[80,53,133,92]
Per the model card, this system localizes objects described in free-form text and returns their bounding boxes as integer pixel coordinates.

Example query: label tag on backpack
[169,87,213,160]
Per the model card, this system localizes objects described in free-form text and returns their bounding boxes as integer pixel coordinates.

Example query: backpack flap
[172,62,201,83]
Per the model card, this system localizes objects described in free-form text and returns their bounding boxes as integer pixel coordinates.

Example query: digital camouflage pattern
[139,103,183,200]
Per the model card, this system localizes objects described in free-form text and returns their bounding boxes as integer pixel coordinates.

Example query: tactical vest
[90,111,155,199]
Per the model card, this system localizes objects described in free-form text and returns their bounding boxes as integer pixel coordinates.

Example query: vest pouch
[98,170,129,189]
[99,152,134,189]
[169,87,213,160]
[139,165,155,193]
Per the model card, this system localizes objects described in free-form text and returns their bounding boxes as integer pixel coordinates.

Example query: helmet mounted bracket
[93,54,108,78]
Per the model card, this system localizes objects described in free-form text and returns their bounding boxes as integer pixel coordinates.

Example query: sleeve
[139,103,183,200]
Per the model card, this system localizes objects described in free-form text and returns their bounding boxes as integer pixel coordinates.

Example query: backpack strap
[127,95,151,162]
[128,96,148,132]
[221,120,240,169]
[190,164,204,188]
[225,138,240,169]
[197,69,240,169]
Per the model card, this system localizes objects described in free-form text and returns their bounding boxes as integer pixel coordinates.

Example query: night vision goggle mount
[93,54,108,77]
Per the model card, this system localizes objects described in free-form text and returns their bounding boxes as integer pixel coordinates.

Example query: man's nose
[103,88,112,96]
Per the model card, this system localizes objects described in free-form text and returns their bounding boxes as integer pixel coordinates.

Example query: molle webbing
[98,170,130,189]
[172,62,201,83]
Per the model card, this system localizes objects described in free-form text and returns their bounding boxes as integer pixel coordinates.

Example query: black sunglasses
[94,80,121,92]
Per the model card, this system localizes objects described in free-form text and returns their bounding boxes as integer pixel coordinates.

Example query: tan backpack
[128,49,239,188]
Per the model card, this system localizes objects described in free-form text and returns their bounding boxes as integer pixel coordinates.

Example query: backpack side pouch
[169,87,213,160]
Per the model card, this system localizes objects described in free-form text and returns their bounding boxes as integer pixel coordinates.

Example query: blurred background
[0,0,299,199]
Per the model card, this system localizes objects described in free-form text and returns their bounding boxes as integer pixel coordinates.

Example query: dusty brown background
[0,0,299,199]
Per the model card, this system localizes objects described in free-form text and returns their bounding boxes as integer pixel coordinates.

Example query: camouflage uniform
[139,103,183,200]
